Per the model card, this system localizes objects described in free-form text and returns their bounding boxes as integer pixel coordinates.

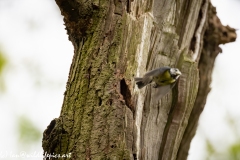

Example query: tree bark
[42,0,236,159]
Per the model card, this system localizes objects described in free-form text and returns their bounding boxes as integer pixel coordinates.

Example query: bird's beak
[176,70,182,76]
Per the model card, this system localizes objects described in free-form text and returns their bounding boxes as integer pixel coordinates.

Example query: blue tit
[135,66,182,100]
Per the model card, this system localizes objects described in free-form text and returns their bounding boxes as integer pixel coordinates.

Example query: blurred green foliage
[0,50,6,74]
[18,116,42,145]
[205,115,240,160]
[0,49,7,91]
[206,139,215,158]
[229,142,240,160]
[205,140,240,160]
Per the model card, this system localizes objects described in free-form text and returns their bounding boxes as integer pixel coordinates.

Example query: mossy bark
[42,0,236,159]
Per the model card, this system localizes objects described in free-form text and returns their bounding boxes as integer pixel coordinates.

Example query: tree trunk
[42,0,236,159]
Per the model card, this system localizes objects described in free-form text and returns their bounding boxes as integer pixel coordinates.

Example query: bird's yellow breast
[153,70,176,86]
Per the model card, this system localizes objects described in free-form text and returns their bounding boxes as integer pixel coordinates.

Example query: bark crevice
[120,78,134,113]
[42,0,236,159]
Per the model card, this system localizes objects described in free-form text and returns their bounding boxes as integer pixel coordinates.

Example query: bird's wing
[152,82,177,102]
[144,66,170,78]
[153,85,172,100]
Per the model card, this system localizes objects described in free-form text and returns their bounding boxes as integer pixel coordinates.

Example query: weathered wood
[177,4,236,160]
[42,0,236,159]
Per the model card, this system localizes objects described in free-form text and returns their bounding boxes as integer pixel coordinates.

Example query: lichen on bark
[42,0,236,160]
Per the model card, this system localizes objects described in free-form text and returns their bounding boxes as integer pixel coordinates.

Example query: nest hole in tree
[120,78,134,112]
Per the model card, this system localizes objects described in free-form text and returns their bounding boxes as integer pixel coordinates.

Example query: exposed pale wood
[42,0,236,159]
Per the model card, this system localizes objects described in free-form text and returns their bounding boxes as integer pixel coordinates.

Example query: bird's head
[169,68,182,80]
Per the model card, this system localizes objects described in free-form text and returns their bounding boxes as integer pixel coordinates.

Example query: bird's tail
[134,77,152,89]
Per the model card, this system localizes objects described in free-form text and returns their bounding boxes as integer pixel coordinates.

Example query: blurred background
[0,0,73,159]
[0,0,239,159]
